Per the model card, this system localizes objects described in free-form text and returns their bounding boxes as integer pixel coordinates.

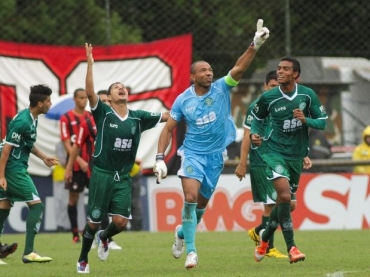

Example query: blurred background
[1,0,370,167]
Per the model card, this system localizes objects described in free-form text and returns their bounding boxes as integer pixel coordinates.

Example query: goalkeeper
[153,19,270,270]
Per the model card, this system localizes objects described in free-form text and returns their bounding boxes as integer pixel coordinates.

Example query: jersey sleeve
[75,122,88,147]
[250,95,268,135]
[5,117,26,147]
[138,110,162,132]
[244,99,258,129]
[305,90,328,130]
[60,114,70,141]
[170,94,184,122]
[91,99,109,125]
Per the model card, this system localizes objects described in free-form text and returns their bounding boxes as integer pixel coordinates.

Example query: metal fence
[1,0,370,161]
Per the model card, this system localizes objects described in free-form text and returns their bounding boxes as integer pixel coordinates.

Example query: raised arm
[85,43,98,108]
[229,19,270,81]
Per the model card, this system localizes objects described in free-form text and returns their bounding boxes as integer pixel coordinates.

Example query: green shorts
[0,170,40,203]
[261,154,302,194]
[87,166,132,223]
[250,166,277,203]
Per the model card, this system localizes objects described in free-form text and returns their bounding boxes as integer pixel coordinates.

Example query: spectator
[353,126,370,174]
[52,141,70,232]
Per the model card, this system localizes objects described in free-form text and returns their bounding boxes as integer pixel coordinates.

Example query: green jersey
[244,98,270,167]
[92,100,162,173]
[251,84,327,160]
[0,109,37,171]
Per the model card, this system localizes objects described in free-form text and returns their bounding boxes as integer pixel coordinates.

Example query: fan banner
[0,35,192,175]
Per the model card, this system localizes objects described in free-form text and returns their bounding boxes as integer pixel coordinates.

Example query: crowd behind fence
[1,0,370,174]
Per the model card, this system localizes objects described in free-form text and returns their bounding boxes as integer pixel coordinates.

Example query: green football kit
[251,84,328,191]
[87,100,162,222]
[0,109,40,202]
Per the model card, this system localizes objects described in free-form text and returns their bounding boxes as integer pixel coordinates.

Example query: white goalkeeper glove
[252,19,270,50]
[153,153,167,184]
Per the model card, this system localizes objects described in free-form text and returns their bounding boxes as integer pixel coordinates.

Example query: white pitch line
[326,269,370,277]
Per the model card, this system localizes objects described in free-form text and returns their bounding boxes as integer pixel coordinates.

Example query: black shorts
[65,170,89,193]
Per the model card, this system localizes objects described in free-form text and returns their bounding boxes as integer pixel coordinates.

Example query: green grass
[1,230,370,277]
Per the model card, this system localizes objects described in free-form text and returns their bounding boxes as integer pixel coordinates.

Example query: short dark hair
[265,70,277,84]
[97,90,108,96]
[73,88,85,98]
[280,56,301,79]
[29,84,52,107]
[107,82,121,95]
[190,60,208,74]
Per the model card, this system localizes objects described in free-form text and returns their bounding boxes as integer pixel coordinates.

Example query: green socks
[24,203,44,255]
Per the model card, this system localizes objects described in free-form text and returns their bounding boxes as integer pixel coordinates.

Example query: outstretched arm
[85,43,98,108]
[230,19,270,81]
[31,146,59,167]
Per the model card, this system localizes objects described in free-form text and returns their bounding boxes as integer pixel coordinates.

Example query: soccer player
[251,56,327,263]
[0,84,58,263]
[65,90,122,250]
[60,88,92,243]
[153,19,270,269]
[235,71,312,258]
[76,43,169,273]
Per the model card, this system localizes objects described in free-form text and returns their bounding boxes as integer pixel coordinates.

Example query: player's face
[39,96,52,114]
[264,79,279,91]
[99,94,111,107]
[108,82,128,103]
[276,61,298,85]
[191,62,213,89]
[74,90,88,109]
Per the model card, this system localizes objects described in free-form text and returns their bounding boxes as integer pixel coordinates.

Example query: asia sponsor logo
[113,138,132,152]
[283,118,302,131]
[195,112,216,127]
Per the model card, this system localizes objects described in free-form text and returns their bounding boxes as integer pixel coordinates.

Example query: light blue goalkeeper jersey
[170,74,237,154]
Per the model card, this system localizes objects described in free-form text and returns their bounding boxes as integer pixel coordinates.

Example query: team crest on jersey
[275,164,284,174]
[186,166,193,174]
[91,209,101,219]
[204,97,214,106]
[131,125,137,135]
[299,102,306,111]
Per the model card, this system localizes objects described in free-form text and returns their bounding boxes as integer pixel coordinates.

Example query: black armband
[156,153,164,161]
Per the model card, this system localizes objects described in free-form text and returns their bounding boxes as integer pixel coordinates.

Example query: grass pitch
[1,229,369,277]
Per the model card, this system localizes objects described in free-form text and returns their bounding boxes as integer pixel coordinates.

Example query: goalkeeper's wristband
[250,41,258,50]
[156,153,165,161]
